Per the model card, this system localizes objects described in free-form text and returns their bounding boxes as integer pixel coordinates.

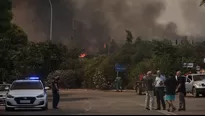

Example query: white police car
[5,77,50,111]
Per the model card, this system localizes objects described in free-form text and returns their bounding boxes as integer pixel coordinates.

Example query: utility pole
[49,0,53,41]
[107,43,109,56]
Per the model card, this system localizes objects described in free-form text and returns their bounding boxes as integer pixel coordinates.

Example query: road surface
[0,89,205,115]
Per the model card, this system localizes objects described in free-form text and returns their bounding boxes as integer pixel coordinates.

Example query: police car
[5,77,49,111]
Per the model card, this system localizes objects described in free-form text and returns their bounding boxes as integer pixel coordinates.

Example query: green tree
[125,29,133,44]
[132,40,153,63]
[200,0,205,6]
[109,39,119,54]
[24,41,68,81]
[83,55,107,88]
[0,0,12,34]
[0,0,29,83]
[0,25,28,82]
[47,70,82,89]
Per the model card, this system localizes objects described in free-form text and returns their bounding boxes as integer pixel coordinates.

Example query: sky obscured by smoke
[12,0,205,53]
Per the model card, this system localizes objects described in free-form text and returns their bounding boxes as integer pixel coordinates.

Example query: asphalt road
[0,89,205,115]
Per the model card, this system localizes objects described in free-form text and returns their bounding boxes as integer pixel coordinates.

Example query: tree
[108,39,119,54]
[83,55,107,88]
[0,0,12,34]
[134,36,142,46]
[195,41,205,66]
[152,39,176,56]
[200,0,205,6]
[0,0,30,83]
[125,29,133,44]
[47,70,82,89]
[132,40,153,63]
[24,41,69,81]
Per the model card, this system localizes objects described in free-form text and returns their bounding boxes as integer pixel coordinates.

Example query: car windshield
[193,75,205,81]
[10,81,43,90]
[0,85,10,91]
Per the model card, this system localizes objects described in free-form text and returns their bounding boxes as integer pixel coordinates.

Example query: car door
[186,75,193,92]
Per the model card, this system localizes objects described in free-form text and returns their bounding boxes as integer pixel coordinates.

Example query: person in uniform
[52,76,60,109]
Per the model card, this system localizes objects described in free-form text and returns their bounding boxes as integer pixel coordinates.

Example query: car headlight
[7,94,14,98]
[196,83,202,87]
[37,93,45,98]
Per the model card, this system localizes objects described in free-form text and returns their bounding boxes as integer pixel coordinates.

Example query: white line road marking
[139,104,177,115]
[82,100,92,112]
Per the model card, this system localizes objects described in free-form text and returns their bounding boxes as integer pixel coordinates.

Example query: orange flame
[104,44,106,48]
[79,53,87,58]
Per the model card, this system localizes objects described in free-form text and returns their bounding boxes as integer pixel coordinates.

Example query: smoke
[12,0,75,43]
[12,0,205,53]
[12,0,49,42]
[158,0,205,37]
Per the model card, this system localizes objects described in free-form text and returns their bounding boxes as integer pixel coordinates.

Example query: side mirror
[5,87,9,90]
[45,87,50,90]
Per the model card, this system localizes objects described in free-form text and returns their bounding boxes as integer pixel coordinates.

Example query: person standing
[164,74,177,112]
[154,70,166,110]
[175,71,186,111]
[115,76,122,92]
[52,76,60,109]
[144,71,155,110]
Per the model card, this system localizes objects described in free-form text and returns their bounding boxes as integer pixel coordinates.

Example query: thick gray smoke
[12,0,205,53]
[158,0,205,38]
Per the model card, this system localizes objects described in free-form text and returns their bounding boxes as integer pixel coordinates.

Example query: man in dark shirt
[52,76,60,109]
[143,71,155,110]
[175,71,186,111]
[164,74,178,112]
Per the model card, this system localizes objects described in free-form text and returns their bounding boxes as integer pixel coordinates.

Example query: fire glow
[79,53,87,58]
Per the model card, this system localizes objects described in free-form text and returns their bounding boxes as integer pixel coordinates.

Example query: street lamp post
[48,0,53,41]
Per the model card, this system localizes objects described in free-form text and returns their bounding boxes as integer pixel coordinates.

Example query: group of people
[51,70,186,111]
[143,70,186,112]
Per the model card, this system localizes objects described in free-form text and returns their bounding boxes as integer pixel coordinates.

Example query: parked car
[135,80,145,95]
[135,74,158,95]
[0,84,11,106]
[185,74,205,97]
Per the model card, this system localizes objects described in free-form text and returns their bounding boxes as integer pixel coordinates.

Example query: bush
[47,70,82,89]
[93,68,109,90]
[83,56,107,88]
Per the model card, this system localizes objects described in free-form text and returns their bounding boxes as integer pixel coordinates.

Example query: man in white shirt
[154,70,166,110]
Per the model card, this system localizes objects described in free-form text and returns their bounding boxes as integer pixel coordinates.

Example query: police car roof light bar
[28,77,40,80]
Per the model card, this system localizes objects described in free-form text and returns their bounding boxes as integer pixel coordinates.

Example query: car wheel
[136,87,142,95]
[133,85,136,90]
[5,107,14,111]
[42,103,48,111]
[135,86,137,92]
[202,93,205,97]
[193,87,199,98]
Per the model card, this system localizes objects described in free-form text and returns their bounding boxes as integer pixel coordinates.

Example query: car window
[193,75,205,81]
[186,78,191,83]
[10,82,43,90]
[188,76,192,80]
